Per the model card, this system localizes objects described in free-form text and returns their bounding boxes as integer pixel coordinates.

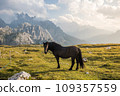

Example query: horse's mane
[49,42,62,50]
[50,42,62,47]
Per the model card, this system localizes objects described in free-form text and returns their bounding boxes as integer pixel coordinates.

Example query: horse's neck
[49,43,62,51]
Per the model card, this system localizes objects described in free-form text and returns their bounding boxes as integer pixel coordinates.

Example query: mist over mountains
[58,20,120,44]
[87,30,120,44]
[0,13,86,45]
[59,22,112,40]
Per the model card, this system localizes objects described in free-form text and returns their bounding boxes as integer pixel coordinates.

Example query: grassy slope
[0,44,120,80]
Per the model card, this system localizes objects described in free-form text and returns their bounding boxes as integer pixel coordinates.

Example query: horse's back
[54,46,79,58]
[65,46,79,52]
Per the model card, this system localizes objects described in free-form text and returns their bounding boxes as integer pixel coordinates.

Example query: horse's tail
[78,48,84,69]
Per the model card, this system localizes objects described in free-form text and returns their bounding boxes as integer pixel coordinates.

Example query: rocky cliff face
[0,26,12,44]
[0,23,53,45]
[4,32,34,45]
[14,22,53,44]
[0,18,6,28]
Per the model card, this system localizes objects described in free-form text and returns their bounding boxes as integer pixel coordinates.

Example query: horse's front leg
[55,56,60,68]
[69,58,75,70]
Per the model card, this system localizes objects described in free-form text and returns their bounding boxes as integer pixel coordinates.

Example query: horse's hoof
[69,69,72,71]
[57,67,60,69]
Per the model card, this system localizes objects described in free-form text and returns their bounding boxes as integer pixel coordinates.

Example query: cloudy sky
[0,0,120,32]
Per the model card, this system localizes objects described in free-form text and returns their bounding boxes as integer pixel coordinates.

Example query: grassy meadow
[0,44,120,80]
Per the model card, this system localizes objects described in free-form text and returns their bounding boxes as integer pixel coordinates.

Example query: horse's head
[43,42,49,54]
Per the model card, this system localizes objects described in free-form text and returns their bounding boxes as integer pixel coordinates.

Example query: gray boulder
[8,71,31,80]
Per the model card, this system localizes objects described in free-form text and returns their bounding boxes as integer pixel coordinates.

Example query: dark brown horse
[43,42,84,70]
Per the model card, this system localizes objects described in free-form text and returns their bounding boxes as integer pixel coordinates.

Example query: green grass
[0,44,120,80]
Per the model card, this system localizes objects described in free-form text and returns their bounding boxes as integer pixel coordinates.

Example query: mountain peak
[21,22,31,27]
[16,13,36,21]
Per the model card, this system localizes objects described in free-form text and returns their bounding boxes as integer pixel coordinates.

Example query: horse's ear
[46,42,49,45]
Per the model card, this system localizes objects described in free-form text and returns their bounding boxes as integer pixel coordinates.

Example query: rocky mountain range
[0,13,86,45]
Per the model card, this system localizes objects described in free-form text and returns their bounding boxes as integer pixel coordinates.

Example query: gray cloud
[0,0,47,23]
[97,5,120,18]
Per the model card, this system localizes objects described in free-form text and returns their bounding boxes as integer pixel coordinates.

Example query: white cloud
[0,0,120,32]
[58,14,88,25]
[58,0,74,4]
[106,0,113,3]
[0,9,16,23]
[56,0,120,31]
[0,0,47,23]
[95,0,104,6]
[45,4,60,10]
[49,18,57,24]
[0,0,62,23]
[0,9,14,15]
[97,5,120,18]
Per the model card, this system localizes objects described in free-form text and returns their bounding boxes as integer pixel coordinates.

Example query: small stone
[28,58,33,60]
[15,51,20,54]
[106,47,111,49]
[83,58,88,62]
[88,51,92,54]
[86,72,89,74]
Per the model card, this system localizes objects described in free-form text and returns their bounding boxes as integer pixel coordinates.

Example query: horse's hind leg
[55,56,60,68]
[76,58,79,70]
[69,58,75,70]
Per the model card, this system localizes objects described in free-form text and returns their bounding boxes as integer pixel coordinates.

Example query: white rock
[88,51,92,54]
[86,51,92,54]
[106,47,111,49]
[28,58,33,60]
[15,51,20,54]
[8,71,31,80]
[86,72,89,74]
[83,58,88,62]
